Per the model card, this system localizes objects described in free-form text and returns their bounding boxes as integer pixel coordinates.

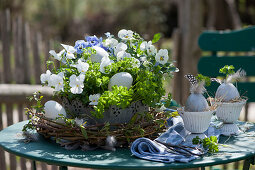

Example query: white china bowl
[179,110,214,133]
[214,100,246,123]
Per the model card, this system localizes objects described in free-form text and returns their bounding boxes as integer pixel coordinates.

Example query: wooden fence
[0,10,53,84]
[0,9,59,170]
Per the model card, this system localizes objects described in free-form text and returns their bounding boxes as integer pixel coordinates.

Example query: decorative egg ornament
[91,46,109,63]
[184,74,209,112]
[108,72,133,90]
[185,93,209,112]
[215,67,245,102]
[44,100,67,120]
[215,83,240,102]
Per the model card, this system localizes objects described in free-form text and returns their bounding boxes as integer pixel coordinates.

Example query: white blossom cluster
[40,29,173,106]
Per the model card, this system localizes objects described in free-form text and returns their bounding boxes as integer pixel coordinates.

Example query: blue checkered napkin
[131,137,197,163]
[131,116,221,163]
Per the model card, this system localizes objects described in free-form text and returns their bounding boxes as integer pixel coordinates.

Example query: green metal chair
[197,26,255,121]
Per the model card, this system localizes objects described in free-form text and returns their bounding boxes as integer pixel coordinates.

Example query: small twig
[155,140,204,156]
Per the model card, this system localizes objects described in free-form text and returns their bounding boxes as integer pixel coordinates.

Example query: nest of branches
[24,109,169,148]
[208,96,247,104]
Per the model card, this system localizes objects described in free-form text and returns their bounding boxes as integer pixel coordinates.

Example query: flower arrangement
[23,29,178,148]
[40,29,177,120]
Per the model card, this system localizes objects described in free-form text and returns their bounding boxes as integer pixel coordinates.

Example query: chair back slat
[198,56,255,76]
[199,26,255,52]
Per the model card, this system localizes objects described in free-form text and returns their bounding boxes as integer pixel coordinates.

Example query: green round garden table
[1,121,255,170]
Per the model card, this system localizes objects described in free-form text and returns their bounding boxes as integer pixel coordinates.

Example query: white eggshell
[185,93,209,112]
[44,100,66,120]
[215,83,240,102]
[91,46,109,63]
[108,72,133,90]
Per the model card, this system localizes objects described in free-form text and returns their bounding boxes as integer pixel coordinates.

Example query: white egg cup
[214,100,246,136]
[179,110,214,144]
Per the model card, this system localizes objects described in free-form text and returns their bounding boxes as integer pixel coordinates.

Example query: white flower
[118,29,133,40]
[40,70,52,84]
[69,74,85,94]
[89,94,101,105]
[74,117,84,126]
[103,38,118,48]
[117,51,131,61]
[140,41,149,51]
[49,49,65,61]
[48,72,64,91]
[114,43,127,56]
[100,56,112,74]
[61,44,76,53]
[140,41,157,55]
[131,57,140,68]
[155,49,169,65]
[74,59,89,74]
[65,51,75,59]
[147,44,157,55]
[61,44,76,59]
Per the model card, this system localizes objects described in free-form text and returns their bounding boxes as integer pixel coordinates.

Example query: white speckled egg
[91,46,109,63]
[44,100,66,120]
[108,72,133,90]
[215,83,240,102]
[185,93,209,112]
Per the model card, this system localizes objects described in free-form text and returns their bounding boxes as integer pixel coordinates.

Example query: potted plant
[24,29,178,148]
[179,74,215,143]
[214,65,246,136]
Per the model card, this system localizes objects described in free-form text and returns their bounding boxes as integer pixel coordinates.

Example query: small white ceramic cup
[179,110,214,143]
[214,100,246,136]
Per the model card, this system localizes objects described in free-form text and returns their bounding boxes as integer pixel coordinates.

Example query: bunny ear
[211,78,222,84]
[184,74,197,85]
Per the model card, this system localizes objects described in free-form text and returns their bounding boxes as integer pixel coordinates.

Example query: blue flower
[85,35,109,51]
[85,36,102,47]
[74,40,89,54]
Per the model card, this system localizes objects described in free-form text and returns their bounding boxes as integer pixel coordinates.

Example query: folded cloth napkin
[131,116,221,163]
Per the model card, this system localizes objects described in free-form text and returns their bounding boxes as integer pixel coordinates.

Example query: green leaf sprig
[93,86,134,119]
[219,65,235,78]
[195,74,211,86]
[152,33,161,43]
[26,91,44,113]
[192,136,219,153]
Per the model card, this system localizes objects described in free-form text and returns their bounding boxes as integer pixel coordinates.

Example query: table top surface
[1,121,255,169]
